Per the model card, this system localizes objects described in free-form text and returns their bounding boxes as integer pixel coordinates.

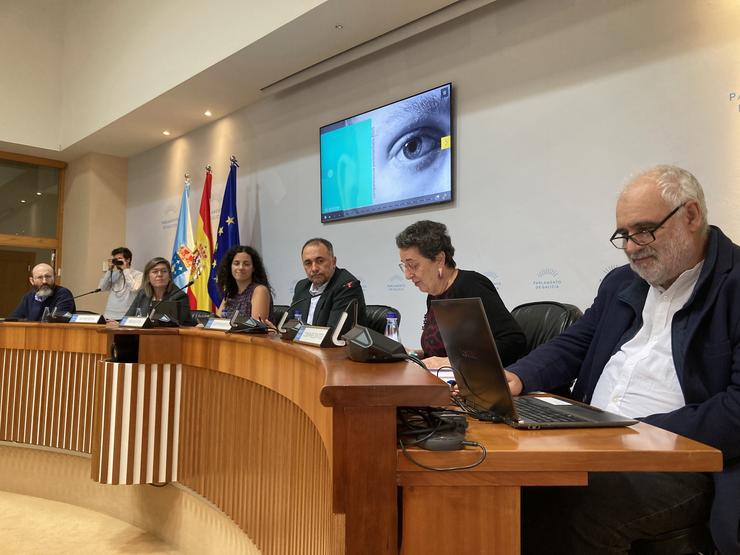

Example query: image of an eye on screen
[320,83,453,223]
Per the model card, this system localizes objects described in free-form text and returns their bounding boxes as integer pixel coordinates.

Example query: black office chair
[511,301,583,396]
[511,301,583,354]
[629,523,715,555]
[364,305,401,334]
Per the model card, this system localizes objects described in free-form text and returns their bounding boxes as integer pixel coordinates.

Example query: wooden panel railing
[91,362,181,485]
[0,323,106,453]
[177,365,343,554]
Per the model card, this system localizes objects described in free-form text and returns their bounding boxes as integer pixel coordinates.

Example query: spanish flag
[188,167,214,311]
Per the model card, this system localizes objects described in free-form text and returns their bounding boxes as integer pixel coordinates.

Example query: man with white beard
[10,263,75,320]
[506,166,740,555]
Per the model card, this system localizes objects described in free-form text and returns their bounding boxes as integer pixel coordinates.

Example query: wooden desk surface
[398,418,722,554]
[399,419,723,475]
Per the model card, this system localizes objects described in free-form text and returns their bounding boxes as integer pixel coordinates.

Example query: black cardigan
[423,269,526,366]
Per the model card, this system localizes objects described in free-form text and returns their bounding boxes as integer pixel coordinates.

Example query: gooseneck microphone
[276,292,321,333]
[73,288,102,299]
[329,298,360,346]
[148,278,196,321]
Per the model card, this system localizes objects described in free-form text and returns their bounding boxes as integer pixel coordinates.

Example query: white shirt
[591,260,704,418]
[98,268,143,320]
[306,281,329,324]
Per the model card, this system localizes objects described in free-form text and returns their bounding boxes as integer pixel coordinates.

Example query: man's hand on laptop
[505,370,523,396]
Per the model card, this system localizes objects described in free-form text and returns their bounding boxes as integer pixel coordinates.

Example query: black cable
[451,396,502,422]
[398,438,487,471]
[397,407,485,470]
[404,352,428,371]
[433,365,455,381]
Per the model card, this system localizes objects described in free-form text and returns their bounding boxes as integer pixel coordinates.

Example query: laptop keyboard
[514,397,587,423]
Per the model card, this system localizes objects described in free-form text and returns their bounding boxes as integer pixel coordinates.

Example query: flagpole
[170,173,196,291]
[208,156,241,307]
[190,165,215,311]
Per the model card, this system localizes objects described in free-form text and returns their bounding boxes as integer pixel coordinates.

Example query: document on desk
[431,369,456,383]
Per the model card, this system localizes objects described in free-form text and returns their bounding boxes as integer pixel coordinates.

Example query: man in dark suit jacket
[290,238,366,336]
[507,166,739,555]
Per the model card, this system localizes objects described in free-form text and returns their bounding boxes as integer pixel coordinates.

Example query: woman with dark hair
[396,220,525,368]
[125,257,191,321]
[215,245,273,320]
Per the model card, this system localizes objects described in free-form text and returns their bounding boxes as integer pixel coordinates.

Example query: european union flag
[208,158,240,306]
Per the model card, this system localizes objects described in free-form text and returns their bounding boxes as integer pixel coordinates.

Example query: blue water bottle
[384,312,400,342]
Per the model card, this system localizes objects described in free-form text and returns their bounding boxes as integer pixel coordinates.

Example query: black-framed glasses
[609,202,685,249]
[398,261,420,273]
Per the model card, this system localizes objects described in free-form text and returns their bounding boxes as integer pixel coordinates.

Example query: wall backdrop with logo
[127,0,740,347]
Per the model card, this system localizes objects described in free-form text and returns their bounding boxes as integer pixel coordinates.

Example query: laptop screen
[431,297,517,417]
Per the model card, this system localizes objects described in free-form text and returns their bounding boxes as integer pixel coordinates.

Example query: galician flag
[170,177,195,290]
[208,157,240,307]
[188,167,214,310]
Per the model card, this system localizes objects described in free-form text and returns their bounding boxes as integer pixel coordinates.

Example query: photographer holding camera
[98,247,142,320]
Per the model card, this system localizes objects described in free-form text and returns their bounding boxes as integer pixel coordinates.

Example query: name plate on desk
[119,316,152,328]
[204,318,232,331]
[293,324,333,347]
[70,313,105,324]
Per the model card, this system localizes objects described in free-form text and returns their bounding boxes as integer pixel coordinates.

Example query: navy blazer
[291,268,366,336]
[509,226,740,555]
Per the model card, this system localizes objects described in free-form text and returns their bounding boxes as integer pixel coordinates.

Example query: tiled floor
[0,490,181,554]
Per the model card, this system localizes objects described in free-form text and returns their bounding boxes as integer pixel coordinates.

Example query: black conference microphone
[343,325,408,363]
[74,288,102,299]
[148,262,204,318]
[341,299,406,363]
[147,277,196,326]
[226,310,269,334]
[276,293,320,338]
[329,297,360,347]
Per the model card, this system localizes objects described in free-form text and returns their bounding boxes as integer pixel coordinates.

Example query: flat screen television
[320,83,452,223]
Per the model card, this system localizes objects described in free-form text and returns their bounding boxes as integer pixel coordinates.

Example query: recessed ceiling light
[334,24,343,30]
[162,130,171,136]
[36,192,42,196]
[20,199,27,203]
[204,110,212,117]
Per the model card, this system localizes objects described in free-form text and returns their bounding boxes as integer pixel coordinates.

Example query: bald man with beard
[10,263,75,320]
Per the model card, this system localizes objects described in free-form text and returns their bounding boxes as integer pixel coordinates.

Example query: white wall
[0,0,323,150]
[58,0,324,148]
[127,0,740,346]
[63,153,128,315]
[0,0,64,150]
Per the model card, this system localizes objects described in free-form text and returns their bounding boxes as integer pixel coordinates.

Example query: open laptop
[431,298,638,429]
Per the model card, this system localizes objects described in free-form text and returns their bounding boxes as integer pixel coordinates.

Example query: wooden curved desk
[0,323,722,554]
[0,322,449,554]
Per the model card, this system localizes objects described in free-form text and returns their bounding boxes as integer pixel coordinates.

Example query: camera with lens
[111,259,124,267]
